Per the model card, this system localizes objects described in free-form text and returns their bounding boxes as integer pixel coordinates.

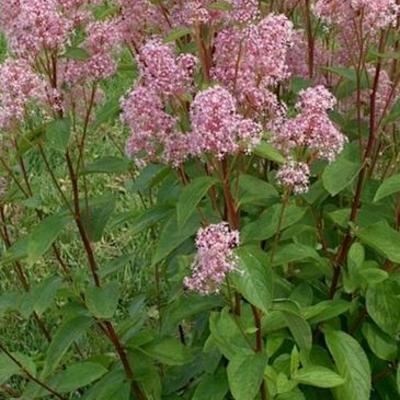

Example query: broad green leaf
[93,96,121,130]
[397,365,400,394]
[193,369,228,400]
[43,316,93,377]
[64,47,90,60]
[82,156,131,175]
[81,195,115,242]
[46,118,71,152]
[325,329,371,400]
[322,158,360,196]
[82,370,128,400]
[0,292,19,317]
[112,206,173,234]
[270,243,326,269]
[362,322,397,361]
[294,366,345,388]
[374,174,400,202]
[227,353,268,400]
[254,141,286,164]
[0,353,35,384]
[304,300,351,325]
[283,312,312,354]
[356,221,400,263]
[128,164,170,193]
[232,246,273,314]
[49,362,107,394]
[383,98,400,125]
[242,204,306,243]
[366,279,400,338]
[18,125,46,154]
[239,175,279,206]
[276,388,306,400]
[162,294,222,334]
[152,212,200,265]
[140,337,194,366]
[177,176,217,228]
[86,282,119,319]
[359,268,388,285]
[164,27,192,43]
[27,213,71,263]
[209,309,253,360]
[32,276,63,316]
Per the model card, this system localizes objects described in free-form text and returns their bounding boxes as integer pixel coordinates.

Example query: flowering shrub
[0,0,400,399]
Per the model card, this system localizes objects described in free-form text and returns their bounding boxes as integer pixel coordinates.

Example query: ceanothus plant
[0,0,399,399]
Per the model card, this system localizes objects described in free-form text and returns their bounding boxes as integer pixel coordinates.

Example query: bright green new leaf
[294,366,345,388]
[325,329,371,400]
[227,353,268,400]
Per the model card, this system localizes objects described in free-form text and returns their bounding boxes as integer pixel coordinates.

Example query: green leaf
[242,204,306,243]
[140,337,194,366]
[356,221,400,263]
[177,176,217,228]
[164,27,192,43]
[207,1,234,11]
[64,47,90,60]
[82,156,131,175]
[282,312,312,354]
[397,365,400,394]
[304,300,351,324]
[193,370,228,400]
[227,353,268,400]
[322,158,360,196]
[93,96,121,130]
[239,175,279,206]
[86,282,119,319]
[374,174,400,202]
[294,366,345,388]
[50,362,107,393]
[43,316,93,377]
[162,294,222,335]
[152,212,200,265]
[27,213,71,263]
[383,98,400,125]
[232,246,273,314]
[81,195,115,242]
[81,370,128,400]
[254,141,286,164]
[209,309,253,360]
[46,118,71,152]
[0,353,35,384]
[325,329,371,400]
[366,279,400,338]
[128,164,170,193]
[31,276,63,316]
[362,322,398,361]
[112,206,173,234]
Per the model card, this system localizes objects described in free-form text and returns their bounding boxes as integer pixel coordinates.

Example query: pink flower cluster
[212,14,294,100]
[0,0,72,58]
[190,86,262,158]
[122,86,179,166]
[116,0,165,49]
[0,59,46,129]
[184,222,240,295]
[138,39,198,96]
[276,160,310,195]
[274,86,346,162]
[64,20,122,84]
[314,0,399,33]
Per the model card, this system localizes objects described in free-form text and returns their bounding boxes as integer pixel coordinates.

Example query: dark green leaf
[86,282,119,319]
[366,279,400,338]
[177,176,217,228]
[323,159,360,196]
[362,322,397,361]
[239,175,279,206]
[46,118,71,152]
[43,316,93,377]
[193,369,228,400]
[64,47,90,60]
[82,157,131,175]
[164,27,192,43]
[356,221,400,263]
[374,174,400,202]
[233,246,273,314]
